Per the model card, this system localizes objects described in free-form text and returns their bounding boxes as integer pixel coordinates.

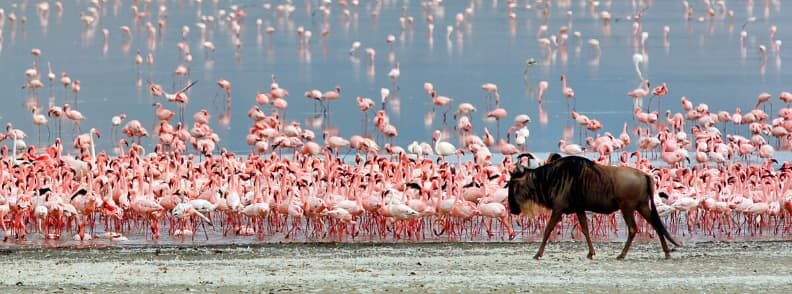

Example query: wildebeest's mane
[528,156,610,208]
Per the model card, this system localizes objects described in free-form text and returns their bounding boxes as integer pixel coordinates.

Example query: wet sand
[1,241,791,293]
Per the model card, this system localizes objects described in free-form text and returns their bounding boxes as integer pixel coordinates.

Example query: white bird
[6,123,27,141]
[61,155,90,179]
[671,197,700,212]
[388,63,400,81]
[559,139,584,155]
[654,198,673,217]
[173,202,212,223]
[32,111,48,126]
[31,107,49,144]
[242,202,271,218]
[62,103,85,130]
[73,128,101,161]
[419,142,435,157]
[189,199,217,213]
[323,207,355,223]
[46,62,56,83]
[111,113,126,139]
[433,130,457,160]
[349,41,361,55]
[380,88,390,107]
[515,127,530,148]
[632,53,645,81]
[455,103,477,117]
[407,141,422,158]
[387,203,420,220]
[112,114,126,127]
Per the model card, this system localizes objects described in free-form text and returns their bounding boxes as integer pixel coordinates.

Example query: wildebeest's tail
[646,175,681,247]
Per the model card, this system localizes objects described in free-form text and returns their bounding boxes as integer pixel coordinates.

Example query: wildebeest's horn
[516,153,535,161]
[516,153,535,167]
[545,152,562,164]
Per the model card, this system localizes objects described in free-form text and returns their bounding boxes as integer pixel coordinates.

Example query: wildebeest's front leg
[617,209,638,259]
[577,211,595,259]
[534,210,563,260]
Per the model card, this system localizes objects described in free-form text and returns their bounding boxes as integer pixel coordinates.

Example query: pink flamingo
[560,74,575,112]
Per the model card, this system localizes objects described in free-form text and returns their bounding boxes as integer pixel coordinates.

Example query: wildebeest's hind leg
[638,204,672,259]
[534,210,563,260]
[577,211,596,259]
[617,209,638,260]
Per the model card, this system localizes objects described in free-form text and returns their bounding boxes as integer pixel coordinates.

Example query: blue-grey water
[1,0,790,153]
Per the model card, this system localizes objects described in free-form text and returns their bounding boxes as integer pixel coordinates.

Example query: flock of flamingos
[1,1,791,244]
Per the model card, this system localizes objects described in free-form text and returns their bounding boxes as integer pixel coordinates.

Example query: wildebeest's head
[508,153,540,215]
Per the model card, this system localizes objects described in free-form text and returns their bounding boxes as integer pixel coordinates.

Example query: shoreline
[2,238,792,252]
[1,241,790,292]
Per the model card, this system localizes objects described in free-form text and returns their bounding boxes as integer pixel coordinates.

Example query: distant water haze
[0,0,789,153]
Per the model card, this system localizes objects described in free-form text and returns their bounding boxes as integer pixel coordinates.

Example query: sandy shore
[1,241,791,293]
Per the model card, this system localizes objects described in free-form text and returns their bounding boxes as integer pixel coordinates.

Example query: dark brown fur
[507,155,679,259]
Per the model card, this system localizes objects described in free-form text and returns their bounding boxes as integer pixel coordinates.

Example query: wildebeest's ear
[545,153,562,164]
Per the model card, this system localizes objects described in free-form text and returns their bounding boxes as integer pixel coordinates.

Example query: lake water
[1,0,790,153]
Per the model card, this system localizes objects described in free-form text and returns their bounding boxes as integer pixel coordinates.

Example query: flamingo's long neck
[90,135,96,162]
[634,61,643,81]
[255,175,263,203]
[11,133,17,163]
[233,175,240,195]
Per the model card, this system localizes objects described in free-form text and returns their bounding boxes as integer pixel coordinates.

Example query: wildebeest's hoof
[533,254,542,260]
[665,253,672,259]
[616,254,626,260]
[587,253,595,260]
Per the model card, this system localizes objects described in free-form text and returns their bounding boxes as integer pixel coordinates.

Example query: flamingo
[356,96,375,135]
[560,74,576,111]
[487,108,508,140]
[433,130,457,162]
[150,80,198,122]
[62,104,85,132]
[559,139,584,155]
[31,107,49,145]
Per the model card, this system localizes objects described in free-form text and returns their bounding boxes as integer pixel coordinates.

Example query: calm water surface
[0,0,790,152]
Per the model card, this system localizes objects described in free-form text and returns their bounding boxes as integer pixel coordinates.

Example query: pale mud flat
[0,242,791,293]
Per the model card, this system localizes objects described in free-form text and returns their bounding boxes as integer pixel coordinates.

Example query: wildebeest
[508,154,679,259]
